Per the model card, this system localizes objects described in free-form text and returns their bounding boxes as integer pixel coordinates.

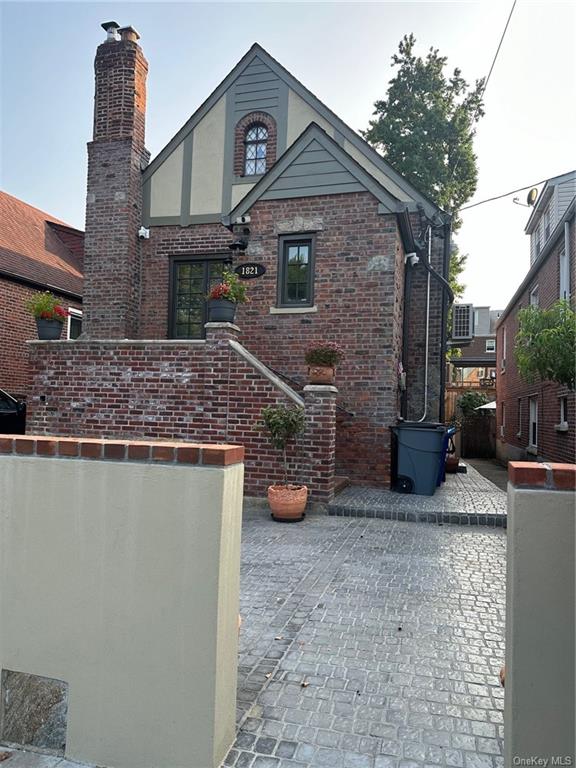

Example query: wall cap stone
[27,339,206,347]
[0,435,244,467]
[508,461,576,491]
[303,385,338,394]
[205,322,241,332]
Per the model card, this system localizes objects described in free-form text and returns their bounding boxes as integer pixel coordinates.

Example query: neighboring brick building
[496,171,575,464]
[0,191,83,399]
[28,23,453,495]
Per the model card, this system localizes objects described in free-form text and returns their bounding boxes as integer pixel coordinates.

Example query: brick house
[0,191,83,399]
[27,23,453,498]
[496,170,575,464]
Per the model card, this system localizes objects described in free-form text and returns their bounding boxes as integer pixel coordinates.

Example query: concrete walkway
[465,460,508,493]
[329,463,507,527]
[229,511,506,767]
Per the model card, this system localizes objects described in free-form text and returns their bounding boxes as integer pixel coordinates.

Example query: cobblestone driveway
[225,513,506,768]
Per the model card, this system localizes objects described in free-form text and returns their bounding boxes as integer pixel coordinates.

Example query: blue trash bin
[391,422,447,496]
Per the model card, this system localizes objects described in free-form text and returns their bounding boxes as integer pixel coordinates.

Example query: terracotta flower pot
[307,365,335,385]
[445,454,460,473]
[268,484,308,522]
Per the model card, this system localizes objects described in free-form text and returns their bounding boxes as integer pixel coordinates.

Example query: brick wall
[27,325,336,500]
[83,37,149,339]
[403,213,446,422]
[496,218,575,464]
[139,191,405,486]
[0,278,81,399]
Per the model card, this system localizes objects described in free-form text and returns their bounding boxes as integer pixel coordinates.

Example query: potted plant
[207,270,248,324]
[305,341,345,385]
[260,404,307,522]
[26,291,69,340]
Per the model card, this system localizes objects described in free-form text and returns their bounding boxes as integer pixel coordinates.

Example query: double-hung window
[277,235,315,308]
[559,248,570,300]
[529,396,538,450]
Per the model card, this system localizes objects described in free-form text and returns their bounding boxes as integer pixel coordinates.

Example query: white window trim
[485,339,496,353]
[528,396,538,451]
[516,398,522,438]
[529,285,539,307]
[559,248,570,301]
[555,395,569,432]
[67,307,83,340]
[501,327,507,372]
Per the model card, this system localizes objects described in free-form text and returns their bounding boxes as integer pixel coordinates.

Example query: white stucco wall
[190,95,226,215]
[286,89,335,145]
[0,455,244,768]
[149,141,183,217]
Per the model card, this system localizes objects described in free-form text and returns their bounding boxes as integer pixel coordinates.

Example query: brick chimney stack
[83,22,149,338]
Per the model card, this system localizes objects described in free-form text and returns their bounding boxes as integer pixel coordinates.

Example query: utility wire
[459,178,548,211]
[450,0,517,180]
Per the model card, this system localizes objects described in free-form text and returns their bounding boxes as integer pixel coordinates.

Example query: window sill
[269,305,318,315]
[554,422,569,432]
[526,445,538,455]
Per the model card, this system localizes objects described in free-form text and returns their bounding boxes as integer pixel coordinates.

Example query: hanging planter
[206,270,248,324]
[305,341,345,385]
[26,291,69,340]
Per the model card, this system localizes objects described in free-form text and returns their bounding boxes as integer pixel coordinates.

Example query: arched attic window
[244,123,268,176]
[234,112,277,177]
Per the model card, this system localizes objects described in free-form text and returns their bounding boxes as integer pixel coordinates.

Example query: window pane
[256,126,268,140]
[245,159,256,175]
[246,126,258,141]
[246,144,256,159]
[256,143,266,158]
[69,316,82,339]
[255,159,266,174]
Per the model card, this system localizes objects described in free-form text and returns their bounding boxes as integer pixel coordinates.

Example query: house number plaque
[234,263,266,279]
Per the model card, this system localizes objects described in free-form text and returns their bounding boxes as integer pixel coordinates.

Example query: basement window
[277,235,315,308]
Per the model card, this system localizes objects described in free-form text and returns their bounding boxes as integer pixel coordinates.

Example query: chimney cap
[101,21,120,31]
[118,25,140,42]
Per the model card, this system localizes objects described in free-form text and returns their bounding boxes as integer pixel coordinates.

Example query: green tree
[457,390,490,416]
[515,301,576,389]
[363,33,485,230]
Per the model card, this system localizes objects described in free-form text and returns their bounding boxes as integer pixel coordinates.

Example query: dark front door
[170,259,225,339]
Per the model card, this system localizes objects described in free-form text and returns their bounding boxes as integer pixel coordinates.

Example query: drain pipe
[415,227,432,423]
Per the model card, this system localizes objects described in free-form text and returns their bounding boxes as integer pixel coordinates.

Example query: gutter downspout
[438,216,452,422]
[415,227,432,422]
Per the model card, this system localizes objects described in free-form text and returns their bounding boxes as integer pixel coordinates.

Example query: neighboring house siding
[0,278,81,399]
[496,217,575,464]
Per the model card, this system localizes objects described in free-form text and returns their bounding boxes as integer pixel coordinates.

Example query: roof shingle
[0,191,83,296]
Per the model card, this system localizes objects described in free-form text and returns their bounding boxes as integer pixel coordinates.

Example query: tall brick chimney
[83,22,149,338]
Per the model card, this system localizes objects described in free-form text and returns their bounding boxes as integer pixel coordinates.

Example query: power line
[459,179,548,212]
[450,0,517,181]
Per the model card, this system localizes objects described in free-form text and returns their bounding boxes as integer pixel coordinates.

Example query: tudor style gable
[142,44,437,228]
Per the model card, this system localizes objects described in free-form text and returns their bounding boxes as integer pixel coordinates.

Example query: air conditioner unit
[452,304,474,340]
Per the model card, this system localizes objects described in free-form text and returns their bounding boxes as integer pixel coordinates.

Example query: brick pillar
[83,23,149,339]
[204,322,240,443]
[303,385,337,503]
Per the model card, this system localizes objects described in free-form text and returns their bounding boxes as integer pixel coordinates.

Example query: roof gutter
[0,268,83,302]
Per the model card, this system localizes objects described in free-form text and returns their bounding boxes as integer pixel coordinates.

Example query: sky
[1,0,574,310]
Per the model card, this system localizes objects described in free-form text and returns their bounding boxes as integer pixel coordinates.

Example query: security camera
[235,215,251,225]
[405,252,419,266]
[138,226,150,240]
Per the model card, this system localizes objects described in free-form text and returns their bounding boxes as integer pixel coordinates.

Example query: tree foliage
[457,390,490,416]
[363,34,485,230]
[514,301,576,390]
[260,405,305,485]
